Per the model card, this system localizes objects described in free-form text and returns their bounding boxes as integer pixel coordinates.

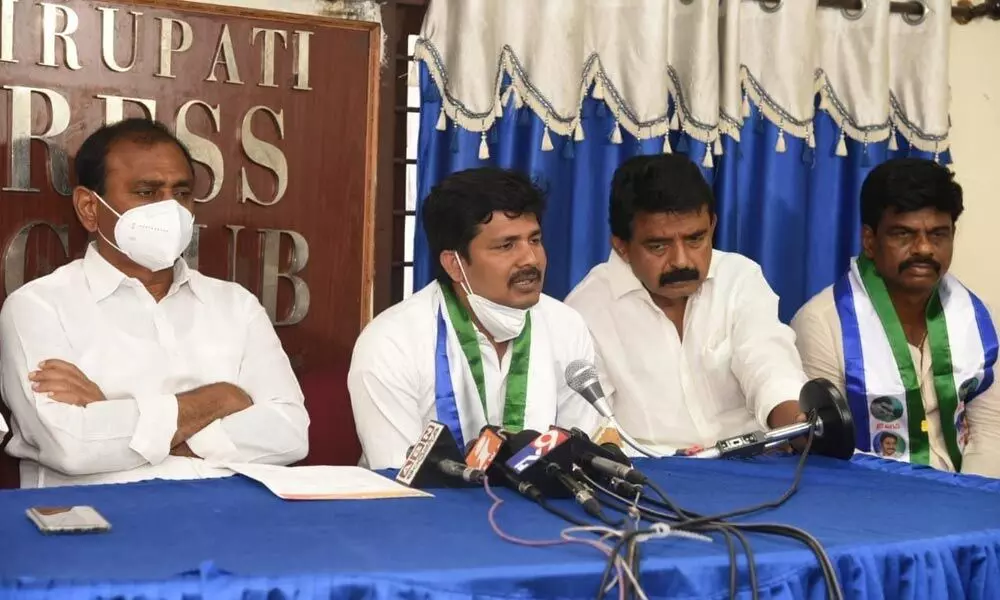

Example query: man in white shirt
[0,119,309,488]
[566,154,806,454]
[349,168,602,469]
[792,158,1000,477]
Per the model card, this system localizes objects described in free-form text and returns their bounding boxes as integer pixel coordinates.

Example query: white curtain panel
[415,0,951,157]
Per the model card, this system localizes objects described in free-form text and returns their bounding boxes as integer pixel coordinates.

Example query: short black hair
[860,158,963,231]
[422,167,546,286]
[75,118,194,196]
[609,154,714,241]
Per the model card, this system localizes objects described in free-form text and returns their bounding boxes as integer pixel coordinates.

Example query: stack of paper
[226,463,434,500]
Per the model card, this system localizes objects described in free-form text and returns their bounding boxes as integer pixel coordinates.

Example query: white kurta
[566,250,807,453]
[348,282,603,469]
[0,245,309,488]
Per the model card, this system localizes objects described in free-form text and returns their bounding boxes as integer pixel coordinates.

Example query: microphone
[690,378,856,460]
[504,429,575,498]
[463,426,543,502]
[396,421,486,488]
[506,428,603,516]
[564,360,614,418]
[564,427,648,485]
[564,360,667,459]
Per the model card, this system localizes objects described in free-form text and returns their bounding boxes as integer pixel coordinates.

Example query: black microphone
[564,427,649,485]
[503,429,574,499]
[506,428,604,517]
[691,378,857,460]
[463,426,543,502]
[396,421,485,488]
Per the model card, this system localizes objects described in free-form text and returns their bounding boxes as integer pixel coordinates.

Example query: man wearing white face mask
[348,168,602,469]
[0,119,309,488]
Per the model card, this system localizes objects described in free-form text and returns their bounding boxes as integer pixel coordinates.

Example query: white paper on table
[225,463,434,501]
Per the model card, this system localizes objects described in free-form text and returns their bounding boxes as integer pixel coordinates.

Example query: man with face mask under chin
[348,168,603,469]
[565,154,808,456]
[0,119,309,488]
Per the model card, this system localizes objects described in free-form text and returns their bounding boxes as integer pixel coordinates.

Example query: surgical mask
[94,192,194,272]
[455,254,528,342]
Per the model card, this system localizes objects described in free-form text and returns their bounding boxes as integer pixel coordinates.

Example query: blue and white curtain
[413,0,952,321]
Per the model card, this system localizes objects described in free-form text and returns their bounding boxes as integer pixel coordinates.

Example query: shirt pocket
[187,342,244,384]
[697,338,742,417]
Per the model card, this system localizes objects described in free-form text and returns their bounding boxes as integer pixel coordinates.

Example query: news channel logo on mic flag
[397,421,445,486]
[506,429,570,474]
[466,428,505,470]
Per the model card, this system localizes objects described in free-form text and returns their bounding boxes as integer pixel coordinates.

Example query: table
[2,455,999,599]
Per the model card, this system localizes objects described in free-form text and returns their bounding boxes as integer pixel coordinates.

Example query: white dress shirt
[792,286,1000,478]
[0,245,309,488]
[348,281,603,469]
[565,250,807,452]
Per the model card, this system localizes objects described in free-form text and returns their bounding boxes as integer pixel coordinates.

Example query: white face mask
[455,254,529,343]
[93,193,195,272]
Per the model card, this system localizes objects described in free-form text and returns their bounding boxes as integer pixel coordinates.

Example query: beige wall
[948,19,1000,310]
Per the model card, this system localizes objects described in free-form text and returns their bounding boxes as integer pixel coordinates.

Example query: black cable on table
[672,415,818,529]
[567,413,842,600]
[722,524,758,600]
[535,497,593,527]
[581,475,749,600]
[582,414,842,599]
[731,522,843,600]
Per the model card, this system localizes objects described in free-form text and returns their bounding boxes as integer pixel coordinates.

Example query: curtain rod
[757,0,1000,24]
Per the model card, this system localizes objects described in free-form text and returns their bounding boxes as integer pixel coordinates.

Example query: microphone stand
[608,418,669,459]
[690,420,819,460]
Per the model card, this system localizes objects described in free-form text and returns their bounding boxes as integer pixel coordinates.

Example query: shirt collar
[606,249,720,301]
[83,244,203,303]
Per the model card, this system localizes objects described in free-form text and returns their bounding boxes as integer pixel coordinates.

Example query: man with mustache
[349,168,602,469]
[565,154,807,454]
[792,158,1000,476]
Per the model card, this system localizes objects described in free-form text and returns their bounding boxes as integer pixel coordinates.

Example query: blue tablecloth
[2,456,999,599]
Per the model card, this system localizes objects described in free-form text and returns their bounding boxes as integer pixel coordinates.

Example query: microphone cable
[578,412,842,600]
[581,471,756,600]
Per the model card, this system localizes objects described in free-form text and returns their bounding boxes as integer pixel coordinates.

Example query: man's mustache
[509,267,542,287]
[899,257,941,274]
[659,268,700,286]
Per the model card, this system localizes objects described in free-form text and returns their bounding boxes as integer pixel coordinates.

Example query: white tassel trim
[807,127,816,149]
[713,137,724,156]
[702,146,714,168]
[493,96,503,118]
[888,125,899,151]
[593,77,606,100]
[741,92,751,119]
[836,130,848,157]
[436,107,447,131]
[662,134,672,154]
[610,121,623,144]
[775,129,787,153]
[574,121,585,142]
[478,132,490,160]
[669,109,680,131]
[541,126,554,152]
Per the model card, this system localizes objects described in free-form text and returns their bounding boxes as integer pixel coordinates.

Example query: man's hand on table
[767,400,810,452]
